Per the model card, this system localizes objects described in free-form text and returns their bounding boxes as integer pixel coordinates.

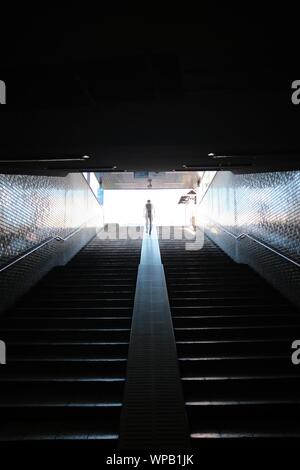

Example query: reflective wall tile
[0,173,103,269]
[199,170,300,307]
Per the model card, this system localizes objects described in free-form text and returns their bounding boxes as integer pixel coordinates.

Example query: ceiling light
[211,154,232,159]
[0,156,92,163]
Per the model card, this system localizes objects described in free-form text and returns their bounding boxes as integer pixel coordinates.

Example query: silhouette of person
[144,199,154,235]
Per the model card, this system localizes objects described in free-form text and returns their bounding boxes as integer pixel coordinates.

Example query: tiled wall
[198,170,300,307]
[0,173,104,313]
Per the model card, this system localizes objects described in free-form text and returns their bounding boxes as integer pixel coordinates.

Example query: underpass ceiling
[0,10,300,173]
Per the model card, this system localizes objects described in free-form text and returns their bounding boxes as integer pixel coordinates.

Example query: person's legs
[149,215,152,235]
[145,215,149,233]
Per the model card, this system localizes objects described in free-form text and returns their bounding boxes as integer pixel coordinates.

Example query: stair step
[0,317,132,328]
[177,339,292,355]
[174,325,300,341]
[173,314,300,327]
[6,341,129,357]
[186,401,300,426]
[171,297,288,307]
[179,355,295,376]
[13,307,133,317]
[172,305,298,315]
[182,375,300,400]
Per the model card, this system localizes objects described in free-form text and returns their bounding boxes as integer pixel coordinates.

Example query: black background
[0,6,300,173]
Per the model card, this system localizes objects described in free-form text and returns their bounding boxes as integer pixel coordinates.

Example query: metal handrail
[0,214,100,273]
[204,216,300,269]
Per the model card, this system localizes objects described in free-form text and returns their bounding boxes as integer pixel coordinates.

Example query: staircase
[1,225,300,449]
[158,227,300,448]
[0,235,142,446]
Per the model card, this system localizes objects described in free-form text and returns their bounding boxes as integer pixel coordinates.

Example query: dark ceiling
[0,7,300,173]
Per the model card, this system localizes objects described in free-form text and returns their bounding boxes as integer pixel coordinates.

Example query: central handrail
[0,214,101,273]
[204,215,300,269]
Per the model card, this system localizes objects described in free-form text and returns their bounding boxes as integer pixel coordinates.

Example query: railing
[0,215,101,273]
[204,216,300,269]
[197,171,217,206]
